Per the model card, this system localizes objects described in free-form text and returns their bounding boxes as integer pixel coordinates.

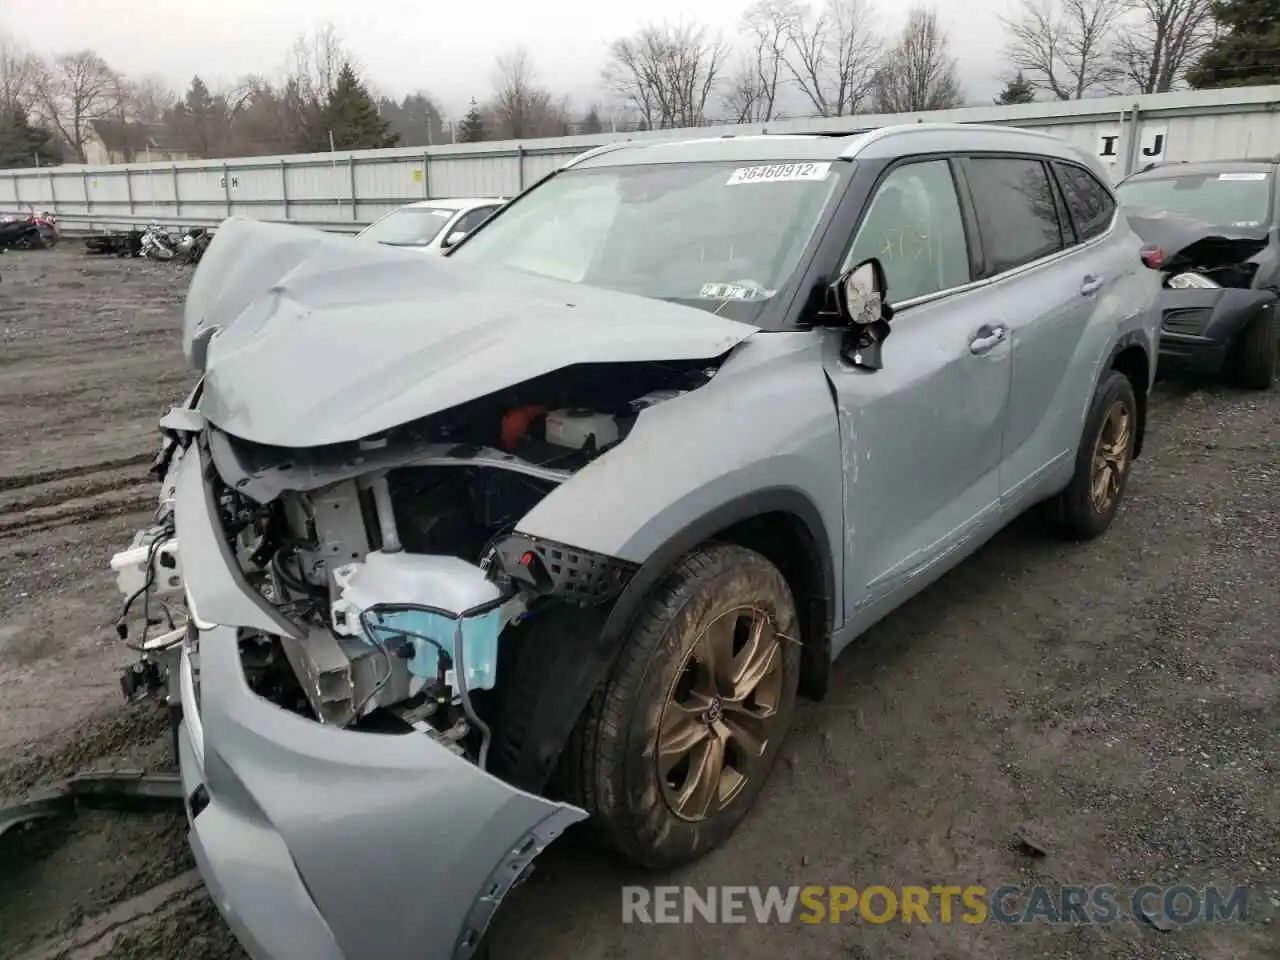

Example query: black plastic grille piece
[1162,307,1212,336]
[493,534,636,607]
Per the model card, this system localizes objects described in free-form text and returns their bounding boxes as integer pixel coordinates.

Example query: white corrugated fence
[4,85,1280,231]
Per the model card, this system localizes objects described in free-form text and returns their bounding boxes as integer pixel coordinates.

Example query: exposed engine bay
[1127,205,1272,291]
[114,359,717,768]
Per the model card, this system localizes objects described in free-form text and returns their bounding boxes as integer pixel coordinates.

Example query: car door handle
[969,325,1007,355]
[1080,274,1105,296]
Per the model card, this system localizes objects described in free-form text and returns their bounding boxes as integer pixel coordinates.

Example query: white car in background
[354,196,506,253]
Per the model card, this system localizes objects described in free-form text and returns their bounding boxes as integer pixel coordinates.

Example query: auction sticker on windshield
[726,162,832,185]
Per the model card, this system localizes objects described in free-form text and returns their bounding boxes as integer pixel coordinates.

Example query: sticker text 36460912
[726,162,833,186]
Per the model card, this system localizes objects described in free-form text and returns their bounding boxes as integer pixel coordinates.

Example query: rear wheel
[1043,370,1138,541]
[561,543,800,868]
[1225,311,1277,390]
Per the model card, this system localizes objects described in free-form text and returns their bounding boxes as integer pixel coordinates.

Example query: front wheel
[1042,369,1138,541]
[1225,312,1277,390]
[562,543,801,868]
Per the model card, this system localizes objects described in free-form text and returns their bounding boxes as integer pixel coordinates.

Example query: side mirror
[833,258,889,327]
[830,257,894,371]
[442,230,467,248]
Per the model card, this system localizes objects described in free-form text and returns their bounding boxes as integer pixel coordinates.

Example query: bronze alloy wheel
[1091,400,1132,514]
[657,605,786,822]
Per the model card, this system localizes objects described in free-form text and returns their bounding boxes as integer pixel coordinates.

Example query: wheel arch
[620,488,836,703]
[1107,337,1151,458]
[489,488,836,796]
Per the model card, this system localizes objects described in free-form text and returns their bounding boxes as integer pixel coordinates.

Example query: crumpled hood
[185,218,757,448]
[1126,205,1270,274]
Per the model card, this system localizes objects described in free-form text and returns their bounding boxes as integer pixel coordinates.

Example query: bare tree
[1002,0,1125,100]
[735,0,802,121]
[871,6,964,113]
[285,22,351,104]
[121,74,175,124]
[604,21,728,129]
[279,23,356,150]
[1112,0,1214,93]
[724,57,767,122]
[783,0,883,117]
[0,32,37,114]
[29,51,117,161]
[488,46,563,138]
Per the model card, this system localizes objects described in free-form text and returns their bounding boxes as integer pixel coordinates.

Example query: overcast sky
[5,0,1011,119]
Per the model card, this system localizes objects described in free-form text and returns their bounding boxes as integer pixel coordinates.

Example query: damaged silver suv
[111,123,1160,959]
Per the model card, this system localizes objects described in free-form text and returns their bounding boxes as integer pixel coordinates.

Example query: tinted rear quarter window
[1054,162,1116,241]
[965,157,1065,274]
[455,205,499,234]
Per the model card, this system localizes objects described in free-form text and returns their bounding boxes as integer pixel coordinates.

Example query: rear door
[958,154,1118,505]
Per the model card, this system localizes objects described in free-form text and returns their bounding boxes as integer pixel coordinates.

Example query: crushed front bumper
[172,445,586,960]
[1156,287,1277,376]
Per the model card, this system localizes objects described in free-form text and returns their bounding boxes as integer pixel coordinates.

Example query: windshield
[1117,172,1273,229]
[357,207,457,246]
[449,160,845,319]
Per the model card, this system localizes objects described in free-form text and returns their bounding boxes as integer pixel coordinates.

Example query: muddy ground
[0,245,1276,960]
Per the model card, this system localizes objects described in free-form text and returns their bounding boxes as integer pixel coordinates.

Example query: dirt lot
[0,245,1276,960]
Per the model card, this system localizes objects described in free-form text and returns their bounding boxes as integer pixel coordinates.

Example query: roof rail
[562,141,635,169]
[773,130,869,138]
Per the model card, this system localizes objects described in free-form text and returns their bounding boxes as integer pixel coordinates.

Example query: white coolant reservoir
[545,408,619,449]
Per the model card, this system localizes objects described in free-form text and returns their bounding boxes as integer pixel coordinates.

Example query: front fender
[496,333,845,793]
[516,332,845,585]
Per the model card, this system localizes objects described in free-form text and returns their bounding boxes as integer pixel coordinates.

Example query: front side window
[844,159,971,305]
[1115,171,1273,229]
[1054,162,1116,242]
[966,157,1066,274]
[357,206,457,247]
[449,160,845,320]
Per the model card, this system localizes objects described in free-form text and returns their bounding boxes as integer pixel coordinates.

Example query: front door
[821,158,1012,629]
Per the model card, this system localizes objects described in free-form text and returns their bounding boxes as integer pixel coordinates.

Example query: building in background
[83,121,196,165]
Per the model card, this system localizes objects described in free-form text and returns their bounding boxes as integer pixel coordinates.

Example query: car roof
[568,123,1100,171]
[1122,158,1277,182]
[398,197,505,211]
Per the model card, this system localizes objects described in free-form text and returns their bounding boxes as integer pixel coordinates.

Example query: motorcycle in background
[175,227,211,264]
[32,211,59,247]
[139,223,176,260]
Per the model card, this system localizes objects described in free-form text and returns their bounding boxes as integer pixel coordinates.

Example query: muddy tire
[1225,312,1276,390]
[561,543,801,869]
[1043,369,1138,541]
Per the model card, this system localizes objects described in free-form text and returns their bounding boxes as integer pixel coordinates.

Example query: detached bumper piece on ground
[0,770,184,841]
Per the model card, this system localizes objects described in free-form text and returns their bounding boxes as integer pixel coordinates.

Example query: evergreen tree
[995,71,1036,105]
[580,106,605,134]
[0,108,63,168]
[1187,0,1280,88]
[173,75,229,157]
[322,63,399,150]
[457,99,487,142]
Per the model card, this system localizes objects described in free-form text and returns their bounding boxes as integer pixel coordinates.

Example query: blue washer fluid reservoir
[330,551,505,692]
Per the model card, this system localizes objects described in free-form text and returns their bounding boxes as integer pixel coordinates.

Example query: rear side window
[965,157,1065,274]
[1054,162,1116,241]
[454,205,499,234]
